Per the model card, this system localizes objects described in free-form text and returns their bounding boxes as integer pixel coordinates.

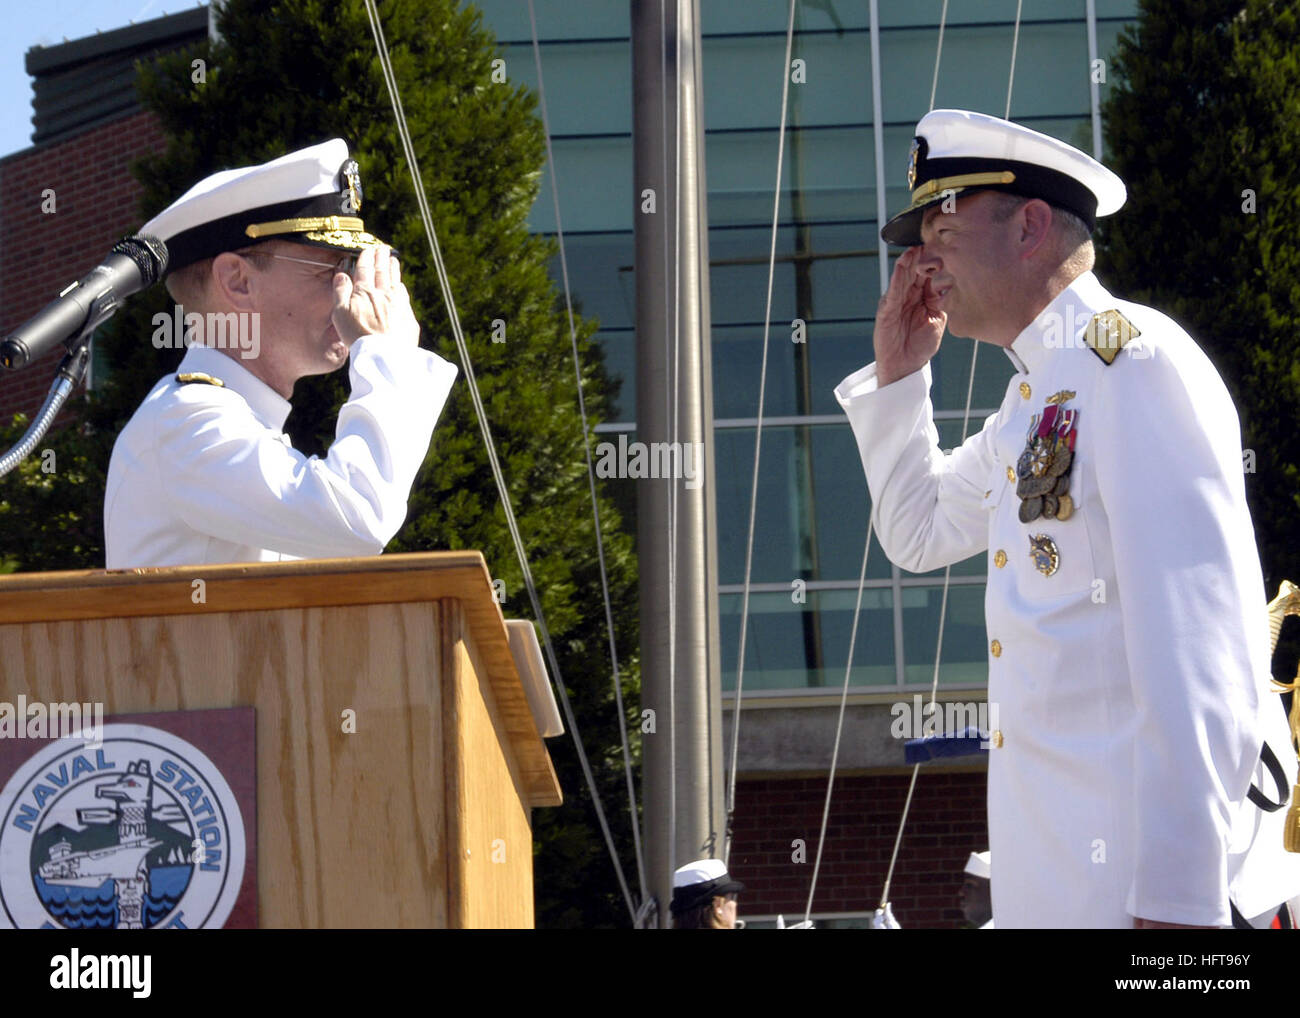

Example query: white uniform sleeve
[1094,336,1262,927]
[834,361,997,572]
[154,335,458,560]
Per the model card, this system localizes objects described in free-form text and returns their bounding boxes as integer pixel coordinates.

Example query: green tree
[1098,0,1300,675]
[1,0,642,926]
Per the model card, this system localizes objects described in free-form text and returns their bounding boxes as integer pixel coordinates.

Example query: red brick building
[0,9,204,419]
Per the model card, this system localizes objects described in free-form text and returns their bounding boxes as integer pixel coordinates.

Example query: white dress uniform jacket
[104,336,457,567]
[835,270,1300,928]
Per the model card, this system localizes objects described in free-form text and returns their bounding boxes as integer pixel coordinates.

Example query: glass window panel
[712,320,873,420]
[900,583,989,687]
[714,424,890,585]
[707,224,877,326]
[1095,1,1141,19]
[704,3,871,35]
[721,588,896,691]
[885,24,1091,123]
[528,135,631,234]
[590,328,635,423]
[707,128,877,229]
[879,1,1086,29]
[547,233,636,332]
[930,332,1015,416]
[497,40,632,138]
[704,35,873,132]
[475,0,629,40]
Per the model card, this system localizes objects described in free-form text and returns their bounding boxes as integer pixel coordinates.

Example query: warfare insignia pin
[1028,534,1060,577]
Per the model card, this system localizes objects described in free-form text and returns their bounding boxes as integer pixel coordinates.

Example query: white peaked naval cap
[141,138,388,276]
[882,108,1127,246]
[670,858,744,914]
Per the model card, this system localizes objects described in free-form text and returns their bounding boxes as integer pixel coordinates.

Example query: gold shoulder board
[1083,309,1140,365]
[176,372,225,387]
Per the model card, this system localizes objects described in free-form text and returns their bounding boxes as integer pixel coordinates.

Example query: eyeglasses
[266,252,357,274]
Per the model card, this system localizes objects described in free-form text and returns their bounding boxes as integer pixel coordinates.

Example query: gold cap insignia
[340,159,363,214]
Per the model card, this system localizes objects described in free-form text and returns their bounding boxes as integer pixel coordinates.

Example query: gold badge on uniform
[176,372,225,387]
[1083,309,1140,365]
[1028,534,1060,577]
[1015,391,1078,524]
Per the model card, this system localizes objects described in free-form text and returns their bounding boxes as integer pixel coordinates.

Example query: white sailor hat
[670,858,744,914]
[881,109,1126,246]
[141,139,387,275]
[964,850,991,880]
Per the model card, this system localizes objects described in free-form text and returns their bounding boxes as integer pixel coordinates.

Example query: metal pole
[1086,0,1103,161]
[631,0,723,927]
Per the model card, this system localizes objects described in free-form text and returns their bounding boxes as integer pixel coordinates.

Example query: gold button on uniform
[990,639,1002,657]
[994,549,1007,568]
[1019,382,1031,399]
[992,730,1004,749]
[1005,465,1015,482]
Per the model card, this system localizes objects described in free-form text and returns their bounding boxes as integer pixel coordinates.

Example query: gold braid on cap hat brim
[244,215,387,251]
[246,215,364,238]
[906,170,1017,208]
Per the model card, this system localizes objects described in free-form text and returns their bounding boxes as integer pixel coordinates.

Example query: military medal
[1013,390,1080,537]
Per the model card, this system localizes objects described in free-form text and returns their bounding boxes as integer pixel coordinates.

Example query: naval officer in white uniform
[835,110,1300,928]
[105,140,457,567]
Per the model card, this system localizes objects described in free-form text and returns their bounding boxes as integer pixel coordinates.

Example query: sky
[0,0,205,160]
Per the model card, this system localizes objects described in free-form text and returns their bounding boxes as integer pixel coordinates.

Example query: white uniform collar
[1005,270,1112,375]
[175,344,292,431]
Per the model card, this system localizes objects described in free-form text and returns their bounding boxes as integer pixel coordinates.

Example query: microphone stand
[0,309,103,480]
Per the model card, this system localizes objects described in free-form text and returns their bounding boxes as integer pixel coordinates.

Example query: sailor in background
[104,139,457,567]
[670,859,744,929]
[961,851,993,929]
[834,109,1300,928]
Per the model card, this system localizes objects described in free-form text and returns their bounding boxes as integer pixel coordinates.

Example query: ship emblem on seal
[0,724,245,929]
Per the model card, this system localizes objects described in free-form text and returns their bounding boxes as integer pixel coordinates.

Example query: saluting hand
[331,245,420,346]
[874,246,946,387]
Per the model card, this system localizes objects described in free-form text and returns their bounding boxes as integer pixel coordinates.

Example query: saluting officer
[835,109,1300,929]
[104,139,457,568]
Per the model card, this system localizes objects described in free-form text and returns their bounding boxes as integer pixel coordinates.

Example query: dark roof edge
[26,6,209,75]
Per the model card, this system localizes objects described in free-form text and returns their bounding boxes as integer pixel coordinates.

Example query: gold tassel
[1265,583,1300,852]
[1287,783,1300,854]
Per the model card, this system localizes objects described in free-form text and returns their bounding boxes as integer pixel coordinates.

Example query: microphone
[1,234,168,370]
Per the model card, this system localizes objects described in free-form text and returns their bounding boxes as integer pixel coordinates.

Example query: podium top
[0,551,562,806]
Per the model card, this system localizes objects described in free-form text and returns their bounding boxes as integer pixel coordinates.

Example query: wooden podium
[0,551,562,929]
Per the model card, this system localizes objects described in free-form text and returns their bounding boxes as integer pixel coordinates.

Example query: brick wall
[730,770,988,929]
[0,111,166,419]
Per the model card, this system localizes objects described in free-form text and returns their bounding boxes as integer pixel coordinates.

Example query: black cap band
[163,193,359,274]
[670,876,744,914]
